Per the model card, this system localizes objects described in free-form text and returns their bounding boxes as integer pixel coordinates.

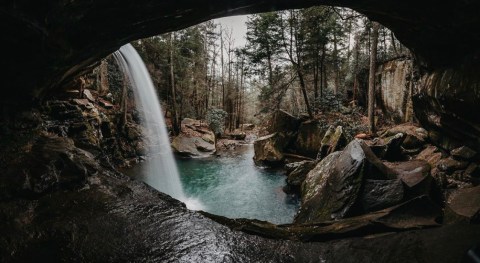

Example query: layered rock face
[376,59,415,123]
[414,65,480,152]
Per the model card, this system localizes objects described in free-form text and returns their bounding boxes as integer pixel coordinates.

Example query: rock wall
[414,64,480,152]
[376,59,414,123]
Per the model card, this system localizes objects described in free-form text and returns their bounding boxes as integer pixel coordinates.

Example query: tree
[206,108,228,145]
[368,22,380,133]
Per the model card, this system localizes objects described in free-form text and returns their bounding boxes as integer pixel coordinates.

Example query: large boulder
[361,179,404,213]
[381,123,428,150]
[285,160,317,193]
[367,133,406,161]
[295,139,398,223]
[171,135,215,158]
[437,157,469,174]
[294,120,328,158]
[253,133,288,166]
[267,110,301,134]
[171,118,216,158]
[416,145,444,168]
[447,185,480,222]
[385,160,442,203]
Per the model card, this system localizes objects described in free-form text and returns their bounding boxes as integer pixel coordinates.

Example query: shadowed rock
[296,139,398,224]
[253,133,288,166]
[367,132,406,161]
[294,120,328,158]
[361,179,404,212]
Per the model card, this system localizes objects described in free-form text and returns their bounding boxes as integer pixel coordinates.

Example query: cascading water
[114,44,202,210]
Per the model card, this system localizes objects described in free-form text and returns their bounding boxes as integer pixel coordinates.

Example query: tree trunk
[368,22,380,134]
[169,32,180,135]
[333,30,340,95]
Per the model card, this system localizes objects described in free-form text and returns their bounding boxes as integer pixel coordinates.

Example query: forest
[131,7,408,135]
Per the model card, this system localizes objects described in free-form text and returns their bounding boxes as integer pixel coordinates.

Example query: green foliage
[206,108,228,135]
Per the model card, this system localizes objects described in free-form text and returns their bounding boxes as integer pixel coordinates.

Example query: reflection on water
[128,144,299,224]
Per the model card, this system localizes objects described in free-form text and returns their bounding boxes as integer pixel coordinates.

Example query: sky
[214,15,248,48]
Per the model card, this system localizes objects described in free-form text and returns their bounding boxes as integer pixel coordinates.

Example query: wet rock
[367,133,405,160]
[214,196,441,242]
[285,160,317,193]
[2,171,472,263]
[437,157,469,174]
[296,140,398,223]
[267,110,301,134]
[294,120,327,158]
[448,186,480,221]
[171,135,215,157]
[296,152,341,223]
[317,125,346,160]
[1,134,99,199]
[381,123,428,149]
[416,145,444,168]
[253,133,287,166]
[361,179,404,212]
[451,146,477,161]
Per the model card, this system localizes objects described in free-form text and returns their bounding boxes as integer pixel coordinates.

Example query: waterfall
[114,44,202,210]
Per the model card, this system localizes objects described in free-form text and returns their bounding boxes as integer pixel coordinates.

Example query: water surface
[129,144,299,224]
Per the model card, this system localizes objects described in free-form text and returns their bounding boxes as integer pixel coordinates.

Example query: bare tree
[368,22,380,133]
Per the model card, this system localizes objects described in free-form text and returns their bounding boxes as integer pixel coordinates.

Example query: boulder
[253,133,288,166]
[285,160,317,193]
[448,186,480,222]
[416,145,444,168]
[361,179,404,212]
[437,157,469,174]
[381,123,428,149]
[1,134,99,199]
[171,135,216,157]
[268,110,301,134]
[385,160,440,202]
[317,126,347,160]
[180,118,216,144]
[294,120,327,158]
[295,140,398,223]
[451,146,477,161]
[367,133,405,160]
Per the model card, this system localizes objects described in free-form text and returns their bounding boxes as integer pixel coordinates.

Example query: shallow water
[128,144,299,224]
